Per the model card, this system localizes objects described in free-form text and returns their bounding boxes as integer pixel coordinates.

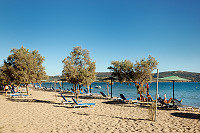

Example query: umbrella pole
[173,80,175,106]
[155,69,159,121]
[111,79,113,98]
[173,80,174,99]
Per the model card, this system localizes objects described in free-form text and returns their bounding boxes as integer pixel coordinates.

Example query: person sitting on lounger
[164,97,183,104]
[164,97,173,103]
[147,91,153,101]
[139,94,147,102]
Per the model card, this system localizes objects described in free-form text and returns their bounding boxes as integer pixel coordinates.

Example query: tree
[62,46,96,97]
[0,46,47,94]
[108,55,158,96]
[0,66,10,86]
[133,55,158,95]
[103,79,114,96]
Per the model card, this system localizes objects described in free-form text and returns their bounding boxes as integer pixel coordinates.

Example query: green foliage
[108,60,134,83]
[62,46,96,87]
[108,55,158,95]
[134,55,158,94]
[0,46,47,86]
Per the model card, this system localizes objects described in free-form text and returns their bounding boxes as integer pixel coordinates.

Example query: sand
[0,88,199,133]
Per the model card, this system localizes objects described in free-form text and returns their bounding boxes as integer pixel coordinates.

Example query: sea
[37,82,200,108]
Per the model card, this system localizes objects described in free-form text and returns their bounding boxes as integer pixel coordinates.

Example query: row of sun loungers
[99,92,199,111]
[38,87,199,111]
[5,88,29,98]
[61,94,96,108]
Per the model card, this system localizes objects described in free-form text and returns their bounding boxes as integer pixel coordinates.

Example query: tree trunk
[16,85,19,92]
[75,84,78,101]
[87,85,90,94]
[107,84,109,96]
[54,81,57,100]
[26,84,29,95]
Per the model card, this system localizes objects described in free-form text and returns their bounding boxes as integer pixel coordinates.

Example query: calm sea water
[37,82,200,108]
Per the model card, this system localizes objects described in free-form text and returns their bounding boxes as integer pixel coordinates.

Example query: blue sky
[0,0,200,76]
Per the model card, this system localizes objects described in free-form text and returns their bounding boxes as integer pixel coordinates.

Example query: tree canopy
[108,55,158,95]
[0,46,47,93]
[62,46,96,89]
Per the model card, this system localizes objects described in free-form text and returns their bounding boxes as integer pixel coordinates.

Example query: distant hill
[96,72,112,81]
[48,75,63,81]
[153,71,200,82]
[48,71,200,82]
[48,73,112,82]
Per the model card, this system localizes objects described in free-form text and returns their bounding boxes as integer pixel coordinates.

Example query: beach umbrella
[103,77,117,98]
[159,76,190,99]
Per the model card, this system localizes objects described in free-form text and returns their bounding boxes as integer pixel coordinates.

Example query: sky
[0,0,200,76]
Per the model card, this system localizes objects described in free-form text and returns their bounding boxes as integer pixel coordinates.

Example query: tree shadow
[171,112,200,120]
[7,97,55,104]
[53,104,74,108]
[79,95,107,100]
[72,112,149,121]
[102,101,138,108]
[102,100,126,105]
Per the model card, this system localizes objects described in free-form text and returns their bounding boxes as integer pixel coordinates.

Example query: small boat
[95,86,101,89]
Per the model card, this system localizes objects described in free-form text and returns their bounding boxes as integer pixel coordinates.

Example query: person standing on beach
[4,85,9,96]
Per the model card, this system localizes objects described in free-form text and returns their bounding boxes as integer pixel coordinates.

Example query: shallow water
[38,82,200,108]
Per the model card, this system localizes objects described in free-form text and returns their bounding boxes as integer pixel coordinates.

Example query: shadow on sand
[171,112,200,120]
[7,97,55,104]
[72,112,149,121]
[101,100,138,108]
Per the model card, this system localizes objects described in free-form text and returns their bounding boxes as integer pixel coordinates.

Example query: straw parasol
[159,76,190,99]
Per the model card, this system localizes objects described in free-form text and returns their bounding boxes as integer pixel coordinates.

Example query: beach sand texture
[0,88,199,133]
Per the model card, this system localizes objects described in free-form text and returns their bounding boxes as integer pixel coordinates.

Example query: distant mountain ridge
[153,71,200,82]
[48,71,200,82]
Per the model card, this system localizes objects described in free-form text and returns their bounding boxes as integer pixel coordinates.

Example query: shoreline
[37,82,200,108]
[0,87,199,133]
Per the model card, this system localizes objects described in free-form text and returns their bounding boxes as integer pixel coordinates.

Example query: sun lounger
[8,91,29,97]
[61,94,82,104]
[61,94,74,104]
[11,88,25,94]
[84,89,88,93]
[120,94,138,104]
[100,92,107,97]
[99,92,111,99]
[9,94,29,97]
[72,97,96,108]
[120,94,134,100]
[7,88,28,97]
[172,99,196,111]
[157,98,173,109]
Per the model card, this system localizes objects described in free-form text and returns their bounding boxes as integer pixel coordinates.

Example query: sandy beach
[0,88,199,133]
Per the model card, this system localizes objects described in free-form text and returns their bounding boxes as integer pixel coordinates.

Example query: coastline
[0,87,199,133]
[39,82,200,108]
